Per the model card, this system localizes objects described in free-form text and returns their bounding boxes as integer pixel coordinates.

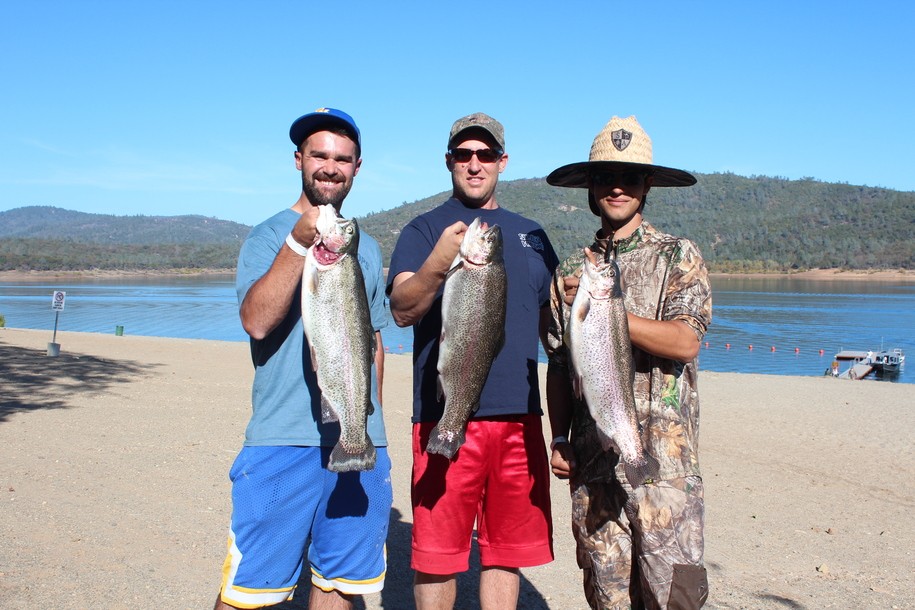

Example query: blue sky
[2,1,913,226]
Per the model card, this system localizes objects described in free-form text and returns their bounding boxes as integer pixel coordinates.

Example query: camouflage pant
[570,475,708,610]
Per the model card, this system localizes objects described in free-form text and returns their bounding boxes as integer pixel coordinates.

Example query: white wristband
[550,436,568,451]
[285,233,309,257]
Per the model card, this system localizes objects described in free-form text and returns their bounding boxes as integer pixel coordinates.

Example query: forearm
[240,246,305,340]
[388,261,450,327]
[389,219,468,327]
[627,314,700,363]
[546,368,574,440]
[546,366,576,478]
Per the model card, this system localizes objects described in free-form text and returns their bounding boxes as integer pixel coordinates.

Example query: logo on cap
[611,129,632,152]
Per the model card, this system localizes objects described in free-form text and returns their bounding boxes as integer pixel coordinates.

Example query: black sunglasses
[448,148,504,163]
[591,172,649,188]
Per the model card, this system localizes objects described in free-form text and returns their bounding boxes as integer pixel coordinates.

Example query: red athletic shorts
[411,414,554,574]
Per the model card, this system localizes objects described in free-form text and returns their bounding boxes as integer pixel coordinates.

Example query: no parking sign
[52,290,66,311]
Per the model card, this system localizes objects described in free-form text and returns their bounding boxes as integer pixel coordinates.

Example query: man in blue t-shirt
[214,108,392,610]
[387,112,558,609]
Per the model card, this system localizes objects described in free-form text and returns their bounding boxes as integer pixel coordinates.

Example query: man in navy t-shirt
[387,112,558,609]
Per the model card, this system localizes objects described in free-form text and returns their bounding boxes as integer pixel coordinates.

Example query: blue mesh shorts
[218,445,393,607]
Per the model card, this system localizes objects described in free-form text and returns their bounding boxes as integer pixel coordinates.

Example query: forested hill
[359,173,915,273]
[0,206,250,243]
[2,172,913,273]
[0,206,249,272]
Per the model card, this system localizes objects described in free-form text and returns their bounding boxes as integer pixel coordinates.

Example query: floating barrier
[702,343,830,356]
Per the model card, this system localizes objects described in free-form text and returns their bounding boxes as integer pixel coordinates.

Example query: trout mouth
[312,242,344,265]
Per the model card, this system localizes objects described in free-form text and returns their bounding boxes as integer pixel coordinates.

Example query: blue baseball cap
[289,107,361,149]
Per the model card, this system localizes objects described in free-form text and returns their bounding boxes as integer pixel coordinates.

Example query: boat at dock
[874,348,906,372]
[832,348,905,380]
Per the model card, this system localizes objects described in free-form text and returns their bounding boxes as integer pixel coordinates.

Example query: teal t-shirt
[235,208,388,446]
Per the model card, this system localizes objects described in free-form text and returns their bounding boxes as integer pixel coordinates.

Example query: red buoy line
[701,343,829,355]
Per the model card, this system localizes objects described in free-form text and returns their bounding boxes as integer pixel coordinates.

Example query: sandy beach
[1,328,912,609]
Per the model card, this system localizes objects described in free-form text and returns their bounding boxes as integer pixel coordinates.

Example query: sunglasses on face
[590,172,649,188]
[448,148,504,163]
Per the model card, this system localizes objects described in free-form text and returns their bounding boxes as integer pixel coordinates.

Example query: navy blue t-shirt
[386,198,558,422]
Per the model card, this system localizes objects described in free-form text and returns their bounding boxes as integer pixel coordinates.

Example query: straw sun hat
[547,116,696,214]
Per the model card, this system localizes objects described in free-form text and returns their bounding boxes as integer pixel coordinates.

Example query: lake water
[1,275,912,384]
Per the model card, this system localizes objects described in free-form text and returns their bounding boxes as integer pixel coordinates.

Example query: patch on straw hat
[546,116,695,189]
[448,112,505,150]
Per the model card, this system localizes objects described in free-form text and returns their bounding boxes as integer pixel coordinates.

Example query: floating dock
[838,361,874,380]
[833,349,903,380]
[835,350,874,379]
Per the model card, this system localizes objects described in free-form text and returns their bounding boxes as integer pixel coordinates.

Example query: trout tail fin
[425,423,466,459]
[624,453,661,488]
[327,439,377,473]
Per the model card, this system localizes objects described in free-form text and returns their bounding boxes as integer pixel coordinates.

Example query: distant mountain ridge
[0,205,251,244]
[2,171,914,273]
[358,172,915,272]
[0,206,250,272]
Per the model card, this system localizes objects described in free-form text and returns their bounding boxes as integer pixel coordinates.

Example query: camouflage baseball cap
[448,112,505,150]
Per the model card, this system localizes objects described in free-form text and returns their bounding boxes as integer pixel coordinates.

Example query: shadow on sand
[277,508,553,609]
[0,340,151,421]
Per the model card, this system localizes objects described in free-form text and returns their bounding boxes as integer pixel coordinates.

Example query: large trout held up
[427,217,507,459]
[567,252,659,487]
[301,205,376,472]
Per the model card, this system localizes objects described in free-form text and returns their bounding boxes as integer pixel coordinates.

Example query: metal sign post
[48,290,65,357]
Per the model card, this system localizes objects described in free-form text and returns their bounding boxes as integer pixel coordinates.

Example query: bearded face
[295,131,361,210]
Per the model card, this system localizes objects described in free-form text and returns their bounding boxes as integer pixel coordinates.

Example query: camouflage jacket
[547,221,713,484]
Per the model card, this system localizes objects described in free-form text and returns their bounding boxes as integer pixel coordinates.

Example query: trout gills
[428,217,507,459]
[301,205,376,472]
[567,252,659,487]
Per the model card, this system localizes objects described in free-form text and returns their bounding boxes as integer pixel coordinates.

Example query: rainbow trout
[567,253,659,487]
[428,217,507,459]
[301,205,376,472]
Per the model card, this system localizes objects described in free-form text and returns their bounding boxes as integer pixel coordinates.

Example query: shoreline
[1,267,913,282]
[0,268,236,281]
[709,268,915,281]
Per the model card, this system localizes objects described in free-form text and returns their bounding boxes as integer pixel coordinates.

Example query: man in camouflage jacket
[545,116,713,610]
